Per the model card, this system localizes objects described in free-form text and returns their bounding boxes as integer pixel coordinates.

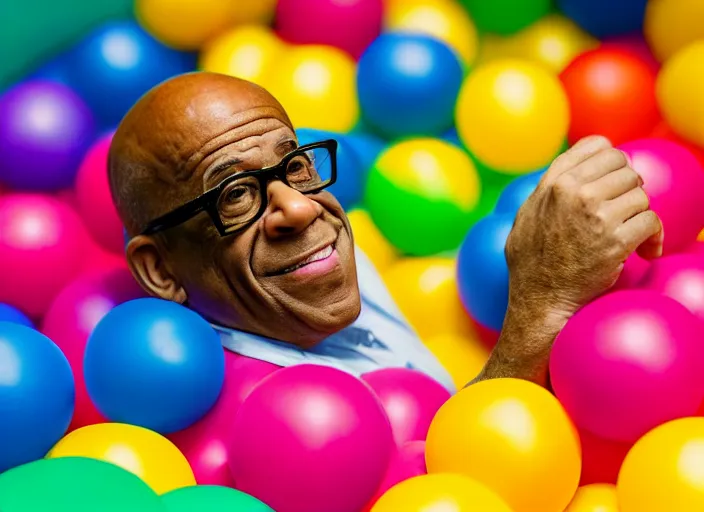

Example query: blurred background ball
[228,365,394,512]
[494,169,545,215]
[564,484,619,512]
[84,298,225,434]
[550,290,704,444]
[458,0,551,35]
[0,81,95,191]
[579,429,631,486]
[422,333,489,390]
[560,47,660,146]
[275,0,383,59]
[0,194,88,318]
[644,0,704,62]
[618,417,704,511]
[557,0,648,38]
[639,254,704,322]
[426,378,581,512]
[162,485,274,512]
[0,304,33,328]
[347,209,398,272]
[357,33,464,139]
[345,131,387,175]
[365,138,481,256]
[0,323,74,473]
[456,59,569,173]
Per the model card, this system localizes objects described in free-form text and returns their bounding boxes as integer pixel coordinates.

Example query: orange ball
[423,333,488,389]
[564,484,619,512]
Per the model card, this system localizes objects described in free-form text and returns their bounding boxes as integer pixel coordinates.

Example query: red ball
[579,428,631,486]
[560,47,660,146]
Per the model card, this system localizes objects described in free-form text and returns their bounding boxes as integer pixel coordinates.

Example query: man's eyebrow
[275,138,298,156]
[203,158,244,187]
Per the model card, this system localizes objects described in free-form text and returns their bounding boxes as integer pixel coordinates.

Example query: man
[109,72,662,393]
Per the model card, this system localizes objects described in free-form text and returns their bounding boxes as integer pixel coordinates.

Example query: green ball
[459,0,552,35]
[162,485,273,512]
[0,457,164,512]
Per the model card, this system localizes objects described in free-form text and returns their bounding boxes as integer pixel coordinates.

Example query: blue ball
[84,298,225,434]
[441,128,465,150]
[494,169,546,216]
[0,304,33,328]
[357,33,464,139]
[64,21,196,127]
[345,132,387,174]
[296,128,366,210]
[457,214,514,332]
[558,0,647,38]
[0,322,74,472]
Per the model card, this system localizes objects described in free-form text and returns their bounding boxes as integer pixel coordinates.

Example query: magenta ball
[0,81,95,190]
[169,352,280,487]
[75,132,124,254]
[275,0,383,59]
[620,138,704,254]
[364,440,426,511]
[639,254,704,323]
[550,289,704,443]
[0,194,88,318]
[687,241,704,257]
[42,267,145,431]
[613,252,650,290]
[228,364,394,512]
[361,368,450,445]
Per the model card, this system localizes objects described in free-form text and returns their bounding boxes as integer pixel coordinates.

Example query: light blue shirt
[214,247,456,393]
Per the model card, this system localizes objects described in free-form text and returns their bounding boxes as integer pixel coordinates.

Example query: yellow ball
[564,484,619,512]
[382,257,475,340]
[618,417,704,511]
[267,45,359,132]
[644,0,704,62]
[47,423,195,495]
[384,0,479,66]
[423,333,489,390]
[199,25,285,88]
[456,59,569,173]
[347,209,398,272]
[657,41,704,147]
[371,474,512,512]
[426,378,581,512]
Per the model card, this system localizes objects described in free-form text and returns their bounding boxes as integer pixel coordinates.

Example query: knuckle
[607,148,628,168]
[552,174,578,199]
[577,187,598,209]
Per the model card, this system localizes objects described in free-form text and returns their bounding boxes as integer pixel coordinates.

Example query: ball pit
[644,0,704,62]
[0,304,33,328]
[639,254,704,322]
[162,485,274,512]
[557,0,647,38]
[564,483,619,512]
[459,0,551,35]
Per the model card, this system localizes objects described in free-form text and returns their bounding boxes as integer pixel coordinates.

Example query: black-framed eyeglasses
[141,139,338,237]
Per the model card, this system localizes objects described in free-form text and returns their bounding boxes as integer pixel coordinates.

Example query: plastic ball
[345,131,387,174]
[426,378,581,512]
[382,258,475,340]
[162,485,274,512]
[657,41,704,147]
[620,138,704,254]
[644,0,704,62]
[494,169,545,216]
[75,132,124,254]
[564,484,619,512]
[42,268,145,431]
[638,254,704,322]
[384,0,478,65]
[199,25,285,88]
[0,303,33,327]
[456,59,569,173]
[365,138,481,256]
[296,128,366,210]
[458,0,551,35]
[363,441,426,511]
[362,368,450,445]
[579,429,631,486]
[267,45,358,132]
[650,121,704,169]
[557,0,647,38]
[602,32,660,73]
[168,351,279,487]
[228,365,394,512]
[550,290,704,444]
[357,34,464,139]
[618,417,704,511]
[612,252,650,290]
[347,209,397,272]
[0,457,163,512]
[0,194,89,318]
[560,47,660,146]
[84,298,225,434]
[423,333,489,389]
[457,214,513,332]
[276,0,383,59]
[0,80,95,191]
[371,473,512,512]
[0,323,74,473]
[64,21,195,127]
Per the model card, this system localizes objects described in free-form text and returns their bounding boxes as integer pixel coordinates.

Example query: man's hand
[471,135,663,387]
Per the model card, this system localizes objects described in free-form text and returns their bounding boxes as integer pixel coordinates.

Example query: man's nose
[263,181,323,238]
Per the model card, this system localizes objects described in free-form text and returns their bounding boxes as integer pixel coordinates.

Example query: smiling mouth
[279,243,335,274]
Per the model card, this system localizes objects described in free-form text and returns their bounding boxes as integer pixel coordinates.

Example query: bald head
[109,72,293,235]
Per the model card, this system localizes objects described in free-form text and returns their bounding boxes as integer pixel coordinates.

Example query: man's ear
[126,235,187,303]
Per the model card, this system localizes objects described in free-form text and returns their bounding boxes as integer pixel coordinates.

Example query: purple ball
[0,81,95,191]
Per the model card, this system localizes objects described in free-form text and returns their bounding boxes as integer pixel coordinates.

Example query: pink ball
[275,0,383,59]
[613,252,650,290]
[80,236,127,275]
[0,193,88,318]
[75,133,124,254]
[550,289,704,443]
[228,364,394,512]
[42,267,145,431]
[363,440,426,511]
[362,368,450,445]
[639,254,704,323]
[686,240,704,257]
[619,138,704,254]
[169,352,280,487]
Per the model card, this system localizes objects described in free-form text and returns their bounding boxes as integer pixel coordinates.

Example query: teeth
[284,245,333,273]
